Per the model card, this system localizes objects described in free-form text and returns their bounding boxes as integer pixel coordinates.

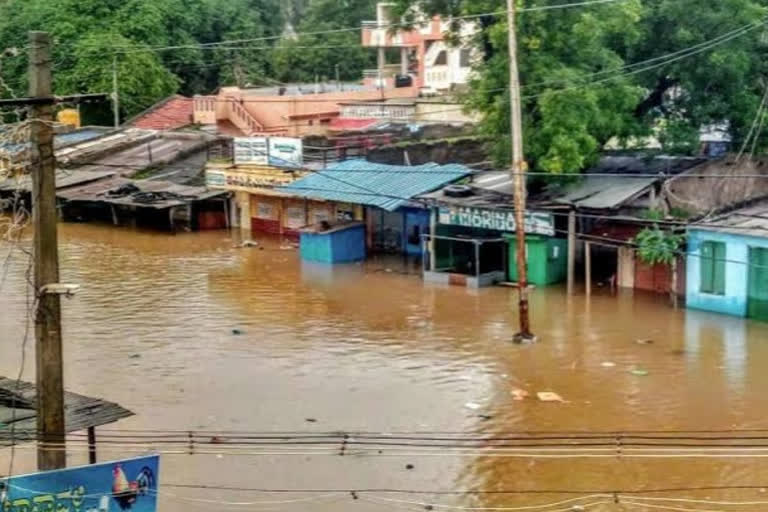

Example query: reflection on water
[2,224,768,511]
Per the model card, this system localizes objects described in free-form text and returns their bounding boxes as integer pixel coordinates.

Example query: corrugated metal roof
[555,176,658,209]
[58,176,227,209]
[0,376,132,445]
[0,169,116,192]
[278,159,471,211]
[691,200,768,239]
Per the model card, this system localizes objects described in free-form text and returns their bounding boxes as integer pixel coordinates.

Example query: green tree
[59,33,179,121]
[193,0,284,91]
[0,0,285,115]
[273,0,377,83]
[392,0,768,172]
[635,225,686,306]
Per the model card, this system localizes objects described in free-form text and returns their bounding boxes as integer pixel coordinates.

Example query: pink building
[361,2,477,92]
[192,84,418,137]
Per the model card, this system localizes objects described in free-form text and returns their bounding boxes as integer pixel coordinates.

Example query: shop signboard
[234,137,268,165]
[268,137,303,167]
[205,168,299,193]
[233,137,303,167]
[438,206,555,236]
[0,455,159,512]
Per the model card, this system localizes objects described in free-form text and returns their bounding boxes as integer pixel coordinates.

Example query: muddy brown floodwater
[3,223,768,512]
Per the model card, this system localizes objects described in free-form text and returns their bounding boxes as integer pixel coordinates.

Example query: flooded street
[3,223,768,511]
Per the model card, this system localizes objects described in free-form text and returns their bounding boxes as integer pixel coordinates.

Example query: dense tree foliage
[273,0,378,83]
[394,0,768,172]
[0,0,285,119]
[0,0,381,120]
[2,0,766,174]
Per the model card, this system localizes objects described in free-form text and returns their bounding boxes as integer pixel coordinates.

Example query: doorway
[748,247,768,321]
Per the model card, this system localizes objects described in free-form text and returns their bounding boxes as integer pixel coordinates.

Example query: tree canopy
[394,0,768,173]
[0,0,382,121]
[273,0,378,83]
[2,0,766,172]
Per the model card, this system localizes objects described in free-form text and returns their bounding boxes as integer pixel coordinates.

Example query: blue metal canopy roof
[278,159,472,211]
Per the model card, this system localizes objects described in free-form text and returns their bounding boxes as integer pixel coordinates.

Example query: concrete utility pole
[29,31,67,471]
[506,0,534,342]
[112,55,120,129]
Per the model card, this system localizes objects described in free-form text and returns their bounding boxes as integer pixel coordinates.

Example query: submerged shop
[421,187,563,288]
[279,160,472,260]
[205,136,363,237]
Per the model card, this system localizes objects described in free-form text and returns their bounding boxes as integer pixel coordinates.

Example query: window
[460,49,472,68]
[700,241,726,295]
[433,50,447,66]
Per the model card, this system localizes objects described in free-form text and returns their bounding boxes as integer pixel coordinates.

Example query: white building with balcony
[361,2,478,93]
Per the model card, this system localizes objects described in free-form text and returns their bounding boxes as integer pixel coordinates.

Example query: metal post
[29,31,66,471]
[87,427,97,464]
[110,205,119,226]
[585,241,592,297]
[429,208,437,272]
[112,55,120,129]
[506,0,534,342]
[475,241,481,278]
[567,210,576,295]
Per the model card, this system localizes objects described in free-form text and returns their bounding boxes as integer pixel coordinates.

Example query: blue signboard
[0,455,159,512]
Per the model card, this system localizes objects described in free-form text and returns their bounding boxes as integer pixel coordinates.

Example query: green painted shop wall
[748,247,768,322]
[506,236,568,286]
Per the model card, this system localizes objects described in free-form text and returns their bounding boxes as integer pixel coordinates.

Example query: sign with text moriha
[234,137,268,165]
[438,206,555,236]
[0,455,159,512]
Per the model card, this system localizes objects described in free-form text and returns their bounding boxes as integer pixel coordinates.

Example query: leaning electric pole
[29,31,67,470]
[506,0,535,342]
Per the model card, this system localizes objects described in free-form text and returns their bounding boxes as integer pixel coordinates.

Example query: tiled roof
[129,95,193,131]
[279,159,471,211]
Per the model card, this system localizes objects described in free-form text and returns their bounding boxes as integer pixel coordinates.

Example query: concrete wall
[665,157,768,216]
[414,102,480,124]
[367,136,487,166]
[686,229,768,317]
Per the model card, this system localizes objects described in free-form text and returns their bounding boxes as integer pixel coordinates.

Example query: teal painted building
[686,203,768,321]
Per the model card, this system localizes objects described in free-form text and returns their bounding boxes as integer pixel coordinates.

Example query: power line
[72,0,627,55]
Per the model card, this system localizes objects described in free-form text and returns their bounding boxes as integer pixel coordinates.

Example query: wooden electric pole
[506,0,535,343]
[29,31,67,470]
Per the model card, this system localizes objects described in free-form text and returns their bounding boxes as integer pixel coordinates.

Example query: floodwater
[3,223,768,512]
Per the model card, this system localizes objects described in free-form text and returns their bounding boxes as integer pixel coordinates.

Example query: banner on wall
[268,137,303,167]
[234,137,268,165]
[0,455,160,512]
[233,137,303,167]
